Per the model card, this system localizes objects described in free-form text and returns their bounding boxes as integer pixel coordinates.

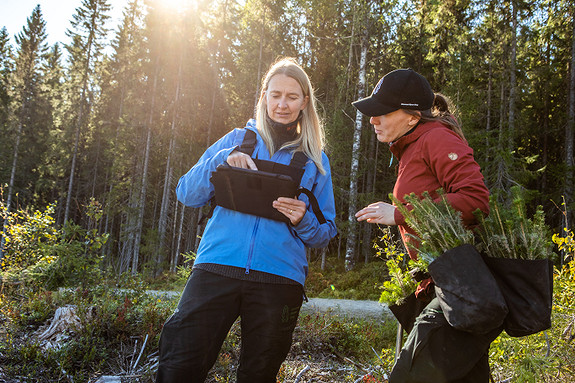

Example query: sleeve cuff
[394,207,406,226]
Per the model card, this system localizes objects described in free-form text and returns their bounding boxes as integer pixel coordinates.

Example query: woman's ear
[408,112,421,126]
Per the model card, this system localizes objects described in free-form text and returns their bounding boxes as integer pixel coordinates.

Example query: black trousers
[389,298,502,383]
[156,269,303,383]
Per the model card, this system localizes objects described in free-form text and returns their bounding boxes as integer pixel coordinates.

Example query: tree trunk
[508,1,517,152]
[362,132,377,264]
[0,122,23,259]
[64,93,86,224]
[486,38,493,165]
[156,57,183,276]
[132,59,160,274]
[345,8,356,94]
[102,86,126,264]
[253,5,266,114]
[345,33,367,271]
[64,31,95,223]
[565,6,575,230]
[172,203,186,273]
[496,81,507,190]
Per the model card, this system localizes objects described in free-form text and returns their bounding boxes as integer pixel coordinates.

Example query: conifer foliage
[0,0,573,273]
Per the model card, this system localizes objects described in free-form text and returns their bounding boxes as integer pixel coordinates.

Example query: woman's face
[265,74,309,125]
[369,110,420,143]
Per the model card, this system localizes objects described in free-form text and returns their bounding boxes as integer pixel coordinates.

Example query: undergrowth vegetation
[305,259,388,301]
[1,201,574,382]
[0,283,174,381]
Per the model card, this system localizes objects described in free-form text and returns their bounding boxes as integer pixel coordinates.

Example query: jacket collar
[389,121,444,160]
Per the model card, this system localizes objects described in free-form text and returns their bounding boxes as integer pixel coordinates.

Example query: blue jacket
[176,119,337,285]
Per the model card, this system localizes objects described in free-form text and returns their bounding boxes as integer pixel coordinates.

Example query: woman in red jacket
[353,68,500,383]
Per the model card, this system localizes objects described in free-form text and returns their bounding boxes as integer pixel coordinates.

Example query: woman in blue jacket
[156,57,337,383]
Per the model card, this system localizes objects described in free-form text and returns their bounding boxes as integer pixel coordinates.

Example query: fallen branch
[131,334,149,373]
[371,346,385,365]
[328,344,369,373]
[294,365,310,383]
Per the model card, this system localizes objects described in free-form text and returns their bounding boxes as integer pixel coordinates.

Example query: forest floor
[1,291,395,383]
[91,294,396,382]
[203,297,396,383]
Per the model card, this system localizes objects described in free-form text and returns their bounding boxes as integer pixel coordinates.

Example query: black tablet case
[210,163,299,222]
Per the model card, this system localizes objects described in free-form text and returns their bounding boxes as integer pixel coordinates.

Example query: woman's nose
[278,98,288,108]
[370,116,378,124]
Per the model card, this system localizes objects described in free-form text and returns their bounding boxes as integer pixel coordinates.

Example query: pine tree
[0,28,11,137]
[62,0,111,223]
[35,43,65,207]
[95,0,147,273]
[1,5,49,260]
[565,1,575,227]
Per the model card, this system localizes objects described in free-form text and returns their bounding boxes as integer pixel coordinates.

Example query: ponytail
[409,93,466,141]
[426,93,465,141]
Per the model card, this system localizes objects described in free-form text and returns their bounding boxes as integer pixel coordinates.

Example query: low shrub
[0,284,178,381]
[306,260,388,301]
[1,199,109,291]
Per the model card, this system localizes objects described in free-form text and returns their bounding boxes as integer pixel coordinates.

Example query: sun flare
[157,0,196,12]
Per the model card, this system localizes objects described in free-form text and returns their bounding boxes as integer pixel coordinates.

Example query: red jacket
[390,121,490,260]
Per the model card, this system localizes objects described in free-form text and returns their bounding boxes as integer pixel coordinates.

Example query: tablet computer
[210,163,299,222]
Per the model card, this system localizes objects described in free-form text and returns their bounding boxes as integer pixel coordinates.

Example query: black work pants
[156,269,303,383]
[390,298,502,383]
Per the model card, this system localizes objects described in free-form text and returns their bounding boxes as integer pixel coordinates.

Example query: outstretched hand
[355,201,396,225]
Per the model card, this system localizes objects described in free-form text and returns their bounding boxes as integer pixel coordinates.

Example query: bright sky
[1,0,129,48]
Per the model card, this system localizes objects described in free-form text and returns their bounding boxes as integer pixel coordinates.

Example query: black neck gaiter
[266,111,302,148]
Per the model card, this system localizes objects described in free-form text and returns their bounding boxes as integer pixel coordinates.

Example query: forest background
[1,0,575,277]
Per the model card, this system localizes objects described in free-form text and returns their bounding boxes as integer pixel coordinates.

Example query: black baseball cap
[352,69,434,117]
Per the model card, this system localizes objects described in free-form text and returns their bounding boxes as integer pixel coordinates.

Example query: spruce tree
[1,5,49,260]
[62,0,111,223]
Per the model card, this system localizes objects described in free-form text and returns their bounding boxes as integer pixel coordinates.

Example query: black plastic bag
[388,292,433,334]
[428,244,508,334]
[482,257,553,337]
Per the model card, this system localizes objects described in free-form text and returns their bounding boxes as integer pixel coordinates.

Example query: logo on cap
[372,78,384,95]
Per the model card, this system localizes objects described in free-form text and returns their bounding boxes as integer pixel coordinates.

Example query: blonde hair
[255,57,326,174]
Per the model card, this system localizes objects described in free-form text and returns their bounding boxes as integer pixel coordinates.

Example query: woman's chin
[271,116,293,124]
[376,133,391,143]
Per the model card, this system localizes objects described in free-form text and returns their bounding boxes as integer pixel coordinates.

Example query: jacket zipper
[245,217,260,274]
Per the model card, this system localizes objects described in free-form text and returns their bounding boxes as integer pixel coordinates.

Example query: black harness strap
[296,188,326,224]
[290,151,308,169]
[200,130,258,224]
[202,129,326,224]
[239,129,258,155]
